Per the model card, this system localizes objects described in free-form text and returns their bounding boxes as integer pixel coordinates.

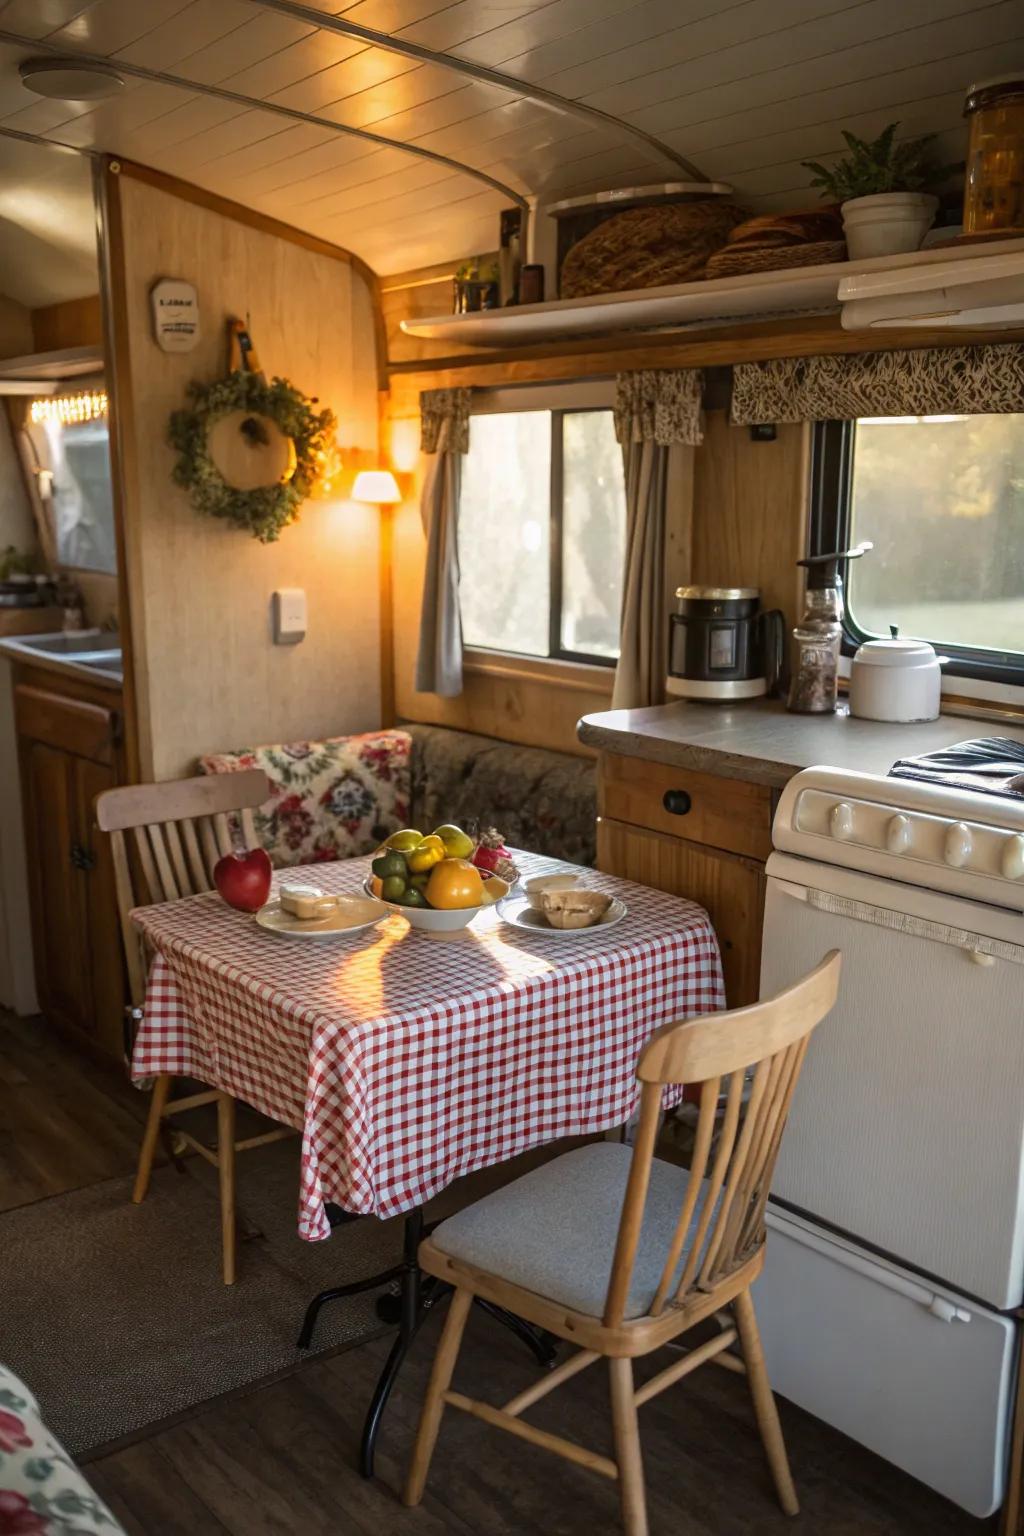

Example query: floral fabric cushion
[0,1365,125,1534]
[199,729,412,868]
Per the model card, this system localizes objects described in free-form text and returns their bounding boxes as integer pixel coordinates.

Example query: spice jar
[787,546,871,715]
[963,75,1024,237]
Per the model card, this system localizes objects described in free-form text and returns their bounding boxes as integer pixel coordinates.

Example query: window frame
[809,417,1024,690]
[461,385,624,670]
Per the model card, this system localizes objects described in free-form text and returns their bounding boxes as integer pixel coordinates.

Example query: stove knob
[886,813,913,854]
[944,822,973,868]
[1001,833,1024,880]
[830,802,855,841]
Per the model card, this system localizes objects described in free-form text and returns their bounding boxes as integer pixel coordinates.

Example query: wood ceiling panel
[190,119,337,178]
[352,203,502,271]
[221,28,367,98]
[172,11,316,86]
[0,0,90,37]
[260,44,420,110]
[313,71,514,135]
[40,84,207,149]
[455,0,731,72]
[332,0,480,30]
[396,1,555,53]
[120,96,249,159]
[633,7,1022,143]
[48,0,199,56]
[572,0,980,116]
[115,0,280,71]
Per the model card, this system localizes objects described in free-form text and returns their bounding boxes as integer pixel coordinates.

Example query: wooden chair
[95,769,293,1285]
[404,951,842,1536]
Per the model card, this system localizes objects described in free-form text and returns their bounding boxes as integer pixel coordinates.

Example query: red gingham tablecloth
[131,852,724,1240]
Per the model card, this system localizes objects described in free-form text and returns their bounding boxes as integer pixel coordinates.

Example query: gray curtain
[415,388,470,696]
[731,343,1024,425]
[612,370,703,710]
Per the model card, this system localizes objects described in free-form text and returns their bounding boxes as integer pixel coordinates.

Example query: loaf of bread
[559,201,746,298]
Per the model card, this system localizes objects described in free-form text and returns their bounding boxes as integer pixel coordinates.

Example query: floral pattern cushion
[199,729,412,868]
[0,1366,125,1535]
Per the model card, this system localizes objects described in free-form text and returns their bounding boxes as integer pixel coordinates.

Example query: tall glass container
[964,76,1024,237]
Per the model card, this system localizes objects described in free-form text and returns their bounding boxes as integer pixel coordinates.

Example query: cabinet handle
[70,842,97,872]
[662,789,692,816]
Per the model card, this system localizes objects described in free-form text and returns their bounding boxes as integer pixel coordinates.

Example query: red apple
[214,847,272,912]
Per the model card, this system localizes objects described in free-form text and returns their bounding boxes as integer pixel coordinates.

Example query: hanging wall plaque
[151,278,200,352]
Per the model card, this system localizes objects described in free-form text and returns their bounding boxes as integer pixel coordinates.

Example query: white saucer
[497,893,627,936]
[255,894,388,940]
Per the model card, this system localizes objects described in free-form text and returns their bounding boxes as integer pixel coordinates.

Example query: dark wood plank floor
[2,1013,996,1535]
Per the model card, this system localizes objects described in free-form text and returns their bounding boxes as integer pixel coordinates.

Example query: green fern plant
[803,123,957,202]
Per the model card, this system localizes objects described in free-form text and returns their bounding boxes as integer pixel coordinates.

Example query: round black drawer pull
[662,789,692,816]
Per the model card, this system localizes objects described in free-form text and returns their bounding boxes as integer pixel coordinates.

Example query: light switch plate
[272,587,306,645]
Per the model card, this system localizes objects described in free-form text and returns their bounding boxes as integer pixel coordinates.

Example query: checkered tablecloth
[131,852,724,1240]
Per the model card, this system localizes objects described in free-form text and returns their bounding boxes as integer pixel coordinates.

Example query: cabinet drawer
[598,752,773,861]
[15,684,117,766]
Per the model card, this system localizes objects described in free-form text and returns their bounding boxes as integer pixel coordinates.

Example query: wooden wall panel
[691,412,809,636]
[30,295,103,353]
[111,170,382,781]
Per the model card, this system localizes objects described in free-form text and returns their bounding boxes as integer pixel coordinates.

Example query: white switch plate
[272,588,306,645]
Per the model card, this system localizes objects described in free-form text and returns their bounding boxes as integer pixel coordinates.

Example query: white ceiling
[0,134,96,307]
[0,0,1018,279]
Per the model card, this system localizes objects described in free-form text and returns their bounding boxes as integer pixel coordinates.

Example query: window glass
[39,417,117,574]
[560,411,626,659]
[847,414,1024,658]
[457,406,626,663]
[458,410,550,657]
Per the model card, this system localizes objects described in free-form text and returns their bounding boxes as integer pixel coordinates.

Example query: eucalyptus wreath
[169,371,336,543]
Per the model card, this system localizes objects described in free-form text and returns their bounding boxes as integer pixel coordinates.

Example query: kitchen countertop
[577,698,1024,789]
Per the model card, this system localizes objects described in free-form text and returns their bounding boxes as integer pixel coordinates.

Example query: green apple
[431,823,475,860]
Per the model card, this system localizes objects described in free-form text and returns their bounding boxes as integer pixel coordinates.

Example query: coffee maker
[667,586,784,701]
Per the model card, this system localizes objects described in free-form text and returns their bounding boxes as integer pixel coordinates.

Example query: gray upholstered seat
[431,1142,711,1321]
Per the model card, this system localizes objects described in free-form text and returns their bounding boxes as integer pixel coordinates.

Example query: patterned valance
[731,344,1024,425]
[420,387,471,453]
[614,369,704,447]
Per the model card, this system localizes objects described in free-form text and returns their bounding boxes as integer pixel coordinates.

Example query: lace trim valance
[420,387,471,454]
[614,369,704,447]
[731,344,1024,425]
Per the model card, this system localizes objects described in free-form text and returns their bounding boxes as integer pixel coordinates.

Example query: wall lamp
[351,469,402,505]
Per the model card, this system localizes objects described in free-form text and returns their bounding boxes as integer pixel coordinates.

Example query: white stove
[753,765,1024,1518]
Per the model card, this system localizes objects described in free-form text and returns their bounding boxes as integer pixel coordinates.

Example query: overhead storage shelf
[401,238,1024,349]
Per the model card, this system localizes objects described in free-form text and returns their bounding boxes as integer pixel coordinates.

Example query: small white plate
[497,893,627,935]
[255,894,388,940]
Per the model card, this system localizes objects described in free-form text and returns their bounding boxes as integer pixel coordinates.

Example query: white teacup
[279,884,339,921]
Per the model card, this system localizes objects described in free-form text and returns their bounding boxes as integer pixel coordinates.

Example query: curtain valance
[614,369,704,447]
[731,344,1024,425]
[420,387,471,454]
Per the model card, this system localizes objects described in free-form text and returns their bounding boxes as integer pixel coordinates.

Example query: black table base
[298,1209,558,1478]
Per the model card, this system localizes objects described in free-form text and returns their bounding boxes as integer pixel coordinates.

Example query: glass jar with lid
[963,75,1024,237]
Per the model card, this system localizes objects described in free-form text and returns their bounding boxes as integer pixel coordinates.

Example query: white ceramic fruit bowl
[362,875,505,933]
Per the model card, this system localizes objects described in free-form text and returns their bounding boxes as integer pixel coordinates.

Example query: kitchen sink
[21,630,121,657]
[0,629,123,683]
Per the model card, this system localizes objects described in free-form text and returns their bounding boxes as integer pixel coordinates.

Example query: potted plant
[803,123,957,259]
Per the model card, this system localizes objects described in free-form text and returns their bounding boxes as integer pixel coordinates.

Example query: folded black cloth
[889,737,1024,798]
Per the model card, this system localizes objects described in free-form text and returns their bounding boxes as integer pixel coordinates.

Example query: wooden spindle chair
[95,769,294,1285]
[404,951,842,1536]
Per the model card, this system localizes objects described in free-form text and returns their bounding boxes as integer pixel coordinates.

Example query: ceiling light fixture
[19,57,125,101]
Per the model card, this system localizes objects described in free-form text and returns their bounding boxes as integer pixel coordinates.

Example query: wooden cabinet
[14,665,126,1060]
[596,752,775,1007]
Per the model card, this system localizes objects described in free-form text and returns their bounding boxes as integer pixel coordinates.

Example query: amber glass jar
[963,75,1024,236]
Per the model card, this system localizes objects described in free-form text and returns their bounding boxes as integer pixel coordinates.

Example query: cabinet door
[597,815,766,1007]
[20,739,92,1036]
[74,755,126,1062]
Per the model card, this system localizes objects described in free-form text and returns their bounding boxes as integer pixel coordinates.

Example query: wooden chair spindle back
[603,951,841,1329]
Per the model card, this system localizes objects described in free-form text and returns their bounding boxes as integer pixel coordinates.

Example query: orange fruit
[425,857,485,910]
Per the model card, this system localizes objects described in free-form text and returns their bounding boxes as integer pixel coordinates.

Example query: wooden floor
[2,1014,996,1536]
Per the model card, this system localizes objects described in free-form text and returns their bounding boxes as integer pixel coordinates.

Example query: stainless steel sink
[0,629,123,683]
[22,631,120,657]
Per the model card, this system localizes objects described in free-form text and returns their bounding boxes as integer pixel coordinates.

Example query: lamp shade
[351,469,401,504]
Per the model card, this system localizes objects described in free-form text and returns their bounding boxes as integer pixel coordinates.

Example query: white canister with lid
[849,632,945,722]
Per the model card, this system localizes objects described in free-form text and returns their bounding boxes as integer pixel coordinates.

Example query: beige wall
[113,174,382,781]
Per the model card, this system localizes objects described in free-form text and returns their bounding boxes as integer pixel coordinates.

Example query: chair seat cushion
[430,1143,711,1321]
[199,729,412,867]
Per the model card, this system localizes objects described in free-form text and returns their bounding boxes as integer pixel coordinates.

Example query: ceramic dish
[362,874,508,933]
[498,893,627,936]
[523,871,581,910]
[256,893,388,940]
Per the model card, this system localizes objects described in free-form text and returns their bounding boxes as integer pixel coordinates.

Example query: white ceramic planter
[841,193,938,260]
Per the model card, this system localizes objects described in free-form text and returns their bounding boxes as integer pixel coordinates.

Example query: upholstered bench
[199,723,596,868]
